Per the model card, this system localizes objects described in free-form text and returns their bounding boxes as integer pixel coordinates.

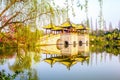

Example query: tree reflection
[33,47,41,63]
[9,48,32,71]
[9,47,41,72]
[90,44,120,56]
[0,48,16,65]
[5,47,41,80]
[0,59,6,65]
[0,69,39,80]
[0,70,21,80]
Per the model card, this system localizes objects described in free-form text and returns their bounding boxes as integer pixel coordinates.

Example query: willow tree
[85,0,89,28]
[98,0,104,30]
[0,0,62,47]
[96,19,98,34]
[0,0,56,32]
[0,0,16,32]
[37,0,68,27]
[118,20,120,30]
[49,0,67,25]
[109,22,113,32]
[103,21,107,32]
[0,0,57,32]
[90,18,93,34]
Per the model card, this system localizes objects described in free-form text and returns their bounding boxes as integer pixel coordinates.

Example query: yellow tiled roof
[52,26,63,31]
[85,27,90,30]
[44,58,56,64]
[61,21,71,28]
[72,24,84,29]
[75,25,84,30]
[60,60,77,68]
[43,24,63,30]
[43,23,89,30]
[72,24,89,30]
[43,24,55,29]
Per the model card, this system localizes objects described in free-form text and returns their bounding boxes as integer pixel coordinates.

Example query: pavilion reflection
[41,43,89,70]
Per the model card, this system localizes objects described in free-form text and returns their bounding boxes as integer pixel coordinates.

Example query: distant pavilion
[43,20,89,35]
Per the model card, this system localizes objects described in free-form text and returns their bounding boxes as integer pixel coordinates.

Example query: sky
[54,0,120,30]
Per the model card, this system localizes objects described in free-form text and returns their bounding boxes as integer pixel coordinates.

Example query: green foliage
[0,70,21,80]
[8,47,41,72]
[17,25,44,47]
[0,24,44,48]
[90,43,120,56]
[0,69,39,80]
[90,29,120,42]
[90,29,120,56]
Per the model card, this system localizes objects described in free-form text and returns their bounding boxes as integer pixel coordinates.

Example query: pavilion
[43,21,89,35]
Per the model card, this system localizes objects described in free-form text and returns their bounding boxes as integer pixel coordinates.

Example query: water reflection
[0,47,41,80]
[8,47,41,72]
[0,43,120,80]
[0,48,16,65]
[42,44,89,70]
[41,43,89,56]
[44,55,89,70]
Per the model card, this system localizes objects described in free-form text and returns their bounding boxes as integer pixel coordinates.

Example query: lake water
[0,44,120,80]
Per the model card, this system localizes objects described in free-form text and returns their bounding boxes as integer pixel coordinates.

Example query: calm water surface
[0,44,120,80]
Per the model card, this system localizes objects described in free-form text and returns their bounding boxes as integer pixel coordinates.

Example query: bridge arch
[64,41,69,48]
[79,40,82,46]
[56,39,62,50]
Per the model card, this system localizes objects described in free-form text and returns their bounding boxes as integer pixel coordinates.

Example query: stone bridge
[39,33,89,46]
[39,33,89,56]
[40,34,61,45]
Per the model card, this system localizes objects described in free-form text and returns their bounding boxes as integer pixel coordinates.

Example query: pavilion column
[46,29,47,35]
[46,54,48,58]
[68,29,69,34]
[51,30,53,34]
[54,31,55,35]
[59,31,61,34]
[62,29,64,34]
[55,31,56,34]
[56,31,57,34]
[50,29,52,34]
[60,31,62,34]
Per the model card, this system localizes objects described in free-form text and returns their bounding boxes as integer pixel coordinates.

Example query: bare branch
[23,11,51,23]
[0,12,21,30]
[0,0,17,17]
[8,21,23,24]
